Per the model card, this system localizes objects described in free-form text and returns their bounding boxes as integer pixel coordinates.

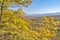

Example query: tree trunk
[0,0,4,26]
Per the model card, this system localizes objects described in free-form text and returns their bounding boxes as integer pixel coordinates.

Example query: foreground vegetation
[0,10,60,40]
[0,0,60,40]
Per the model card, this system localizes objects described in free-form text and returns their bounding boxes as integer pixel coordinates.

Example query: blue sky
[9,0,60,14]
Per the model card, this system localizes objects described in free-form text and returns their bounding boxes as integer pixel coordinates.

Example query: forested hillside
[0,0,60,40]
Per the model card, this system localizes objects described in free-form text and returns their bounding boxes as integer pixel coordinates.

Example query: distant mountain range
[26,12,60,17]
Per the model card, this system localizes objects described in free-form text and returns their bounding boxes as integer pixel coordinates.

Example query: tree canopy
[0,0,59,40]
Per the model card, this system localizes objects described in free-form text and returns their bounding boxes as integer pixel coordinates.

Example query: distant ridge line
[26,12,60,17]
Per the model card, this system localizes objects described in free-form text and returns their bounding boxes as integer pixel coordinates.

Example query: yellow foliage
[58,37,60,40]
[43,16,50,23]
[0,0,59,39]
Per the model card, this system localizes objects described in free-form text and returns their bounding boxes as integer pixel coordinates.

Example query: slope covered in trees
[0,0,60,40]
